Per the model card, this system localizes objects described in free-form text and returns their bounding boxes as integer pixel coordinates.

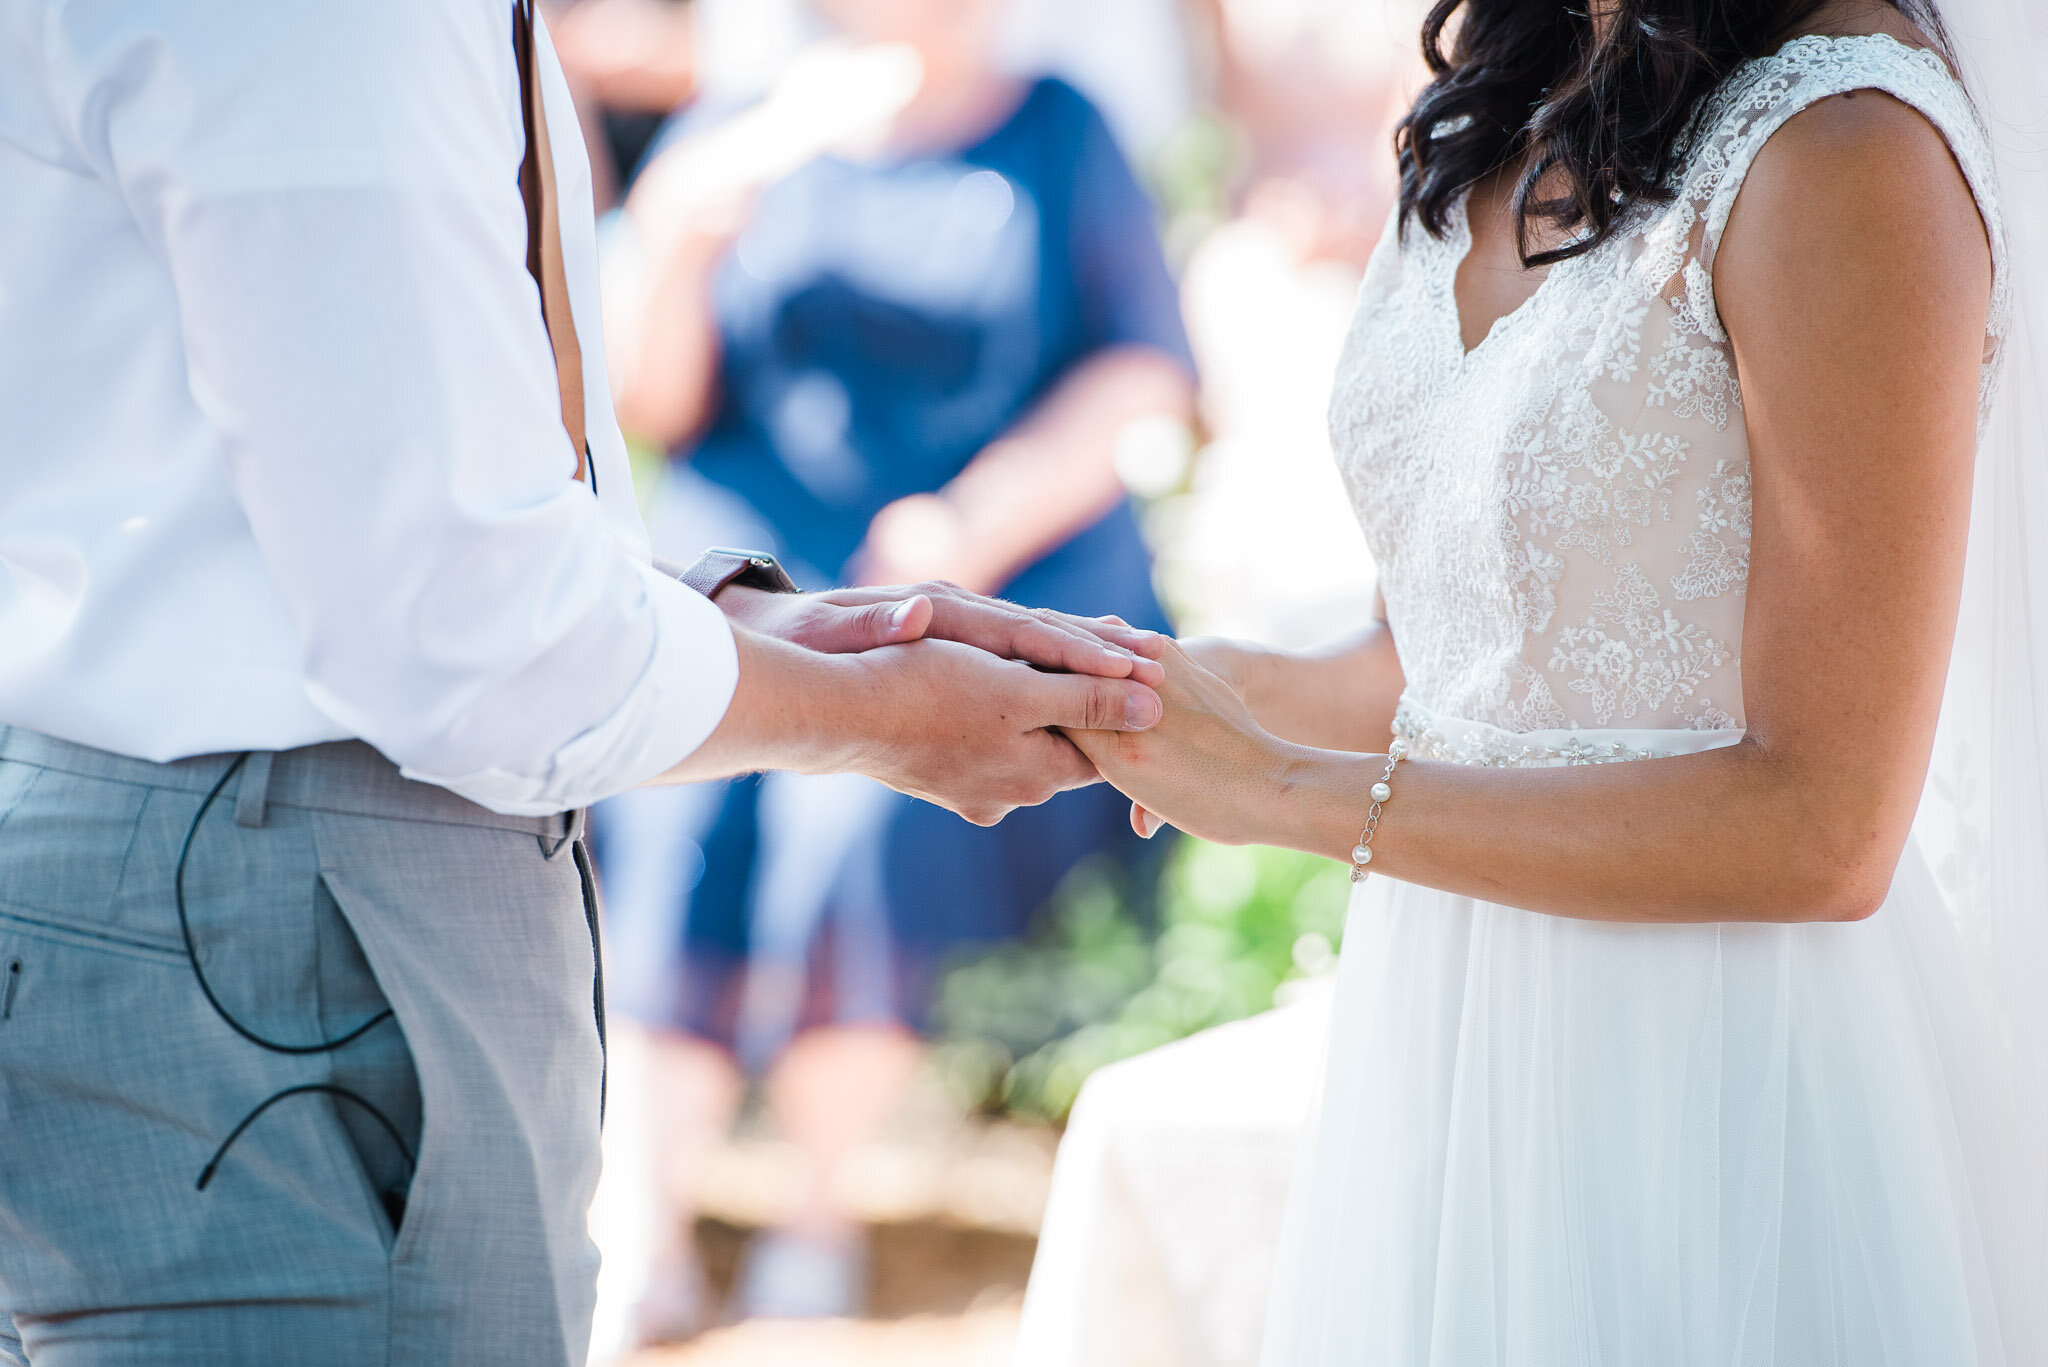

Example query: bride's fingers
[1063,735,1164,835]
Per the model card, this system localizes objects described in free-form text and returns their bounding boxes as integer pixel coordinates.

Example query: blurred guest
[1147,0,1428,646]
[544,0,699,210]
[996,0,1194,163]
[1185,0,1428,266]
[592,0,1197,1343]
[688,0,1195,163]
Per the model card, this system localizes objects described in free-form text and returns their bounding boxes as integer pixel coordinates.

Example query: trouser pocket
[187,871,423,1245]
[311,817,603,1365]
[0,761,422,1326]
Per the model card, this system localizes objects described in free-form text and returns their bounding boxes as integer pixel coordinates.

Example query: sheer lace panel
[1330,33,2007,735]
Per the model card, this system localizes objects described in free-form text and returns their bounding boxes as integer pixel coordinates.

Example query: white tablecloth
[1014,983,1333,1367]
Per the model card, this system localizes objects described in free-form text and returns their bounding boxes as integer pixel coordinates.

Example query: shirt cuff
[404,562,740,815]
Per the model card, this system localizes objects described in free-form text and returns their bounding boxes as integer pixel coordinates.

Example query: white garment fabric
[1262,33,2039,1366]
[1332,37,2002,737]
[0,1,739,817]
[1015,987,1334,1367]
[1900,0,2048,1356]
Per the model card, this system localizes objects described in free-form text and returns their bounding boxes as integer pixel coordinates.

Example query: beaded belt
[1390,697,1745,768]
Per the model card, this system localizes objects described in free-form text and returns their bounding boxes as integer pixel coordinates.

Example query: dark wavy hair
[1396,0,1933,266]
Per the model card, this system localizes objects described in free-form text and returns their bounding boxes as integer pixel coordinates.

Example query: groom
[0,4,1160,1364]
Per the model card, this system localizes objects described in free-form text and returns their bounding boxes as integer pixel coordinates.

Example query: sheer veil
[1907,0,2048,1355]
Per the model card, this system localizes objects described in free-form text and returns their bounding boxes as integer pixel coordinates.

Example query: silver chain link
[1349,740,1407,883]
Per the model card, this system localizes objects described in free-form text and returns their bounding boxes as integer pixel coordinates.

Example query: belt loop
[234,751,276,829]
[541,807,584,860]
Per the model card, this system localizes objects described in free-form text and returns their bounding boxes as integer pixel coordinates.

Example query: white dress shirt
[0,0,738,816]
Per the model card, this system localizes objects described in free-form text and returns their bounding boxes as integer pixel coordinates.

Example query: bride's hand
[1063,640,1295,845]
[1177,636,1275,703]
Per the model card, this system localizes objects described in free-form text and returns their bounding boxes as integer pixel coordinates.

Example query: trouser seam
[573,833,606,1125]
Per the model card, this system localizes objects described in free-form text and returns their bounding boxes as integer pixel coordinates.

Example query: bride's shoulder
[1737,76,1979,224]
[1696,28,1998,309]
[1711,59,1993,389]
[1683,31,1990,215]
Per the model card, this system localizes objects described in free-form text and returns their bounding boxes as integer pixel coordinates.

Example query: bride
[1067,0,2048,1360]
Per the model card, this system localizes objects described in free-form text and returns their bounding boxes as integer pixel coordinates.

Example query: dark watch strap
[679,548,803,601]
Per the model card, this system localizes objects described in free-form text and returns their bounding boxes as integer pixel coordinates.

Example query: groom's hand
[669,627,1163,825]
[718,580,1166,685]
[845,637,1162,824]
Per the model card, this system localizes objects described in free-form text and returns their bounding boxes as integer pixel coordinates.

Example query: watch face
[707,548,800,594]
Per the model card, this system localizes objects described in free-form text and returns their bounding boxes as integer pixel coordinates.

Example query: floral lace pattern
[1331,34,2006,738]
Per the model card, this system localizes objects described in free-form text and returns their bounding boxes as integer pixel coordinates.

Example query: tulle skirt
[1260,712,2026,1366]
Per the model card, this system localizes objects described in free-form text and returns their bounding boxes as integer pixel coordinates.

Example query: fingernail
[1125,690,1163,730]
[889,600,918,630]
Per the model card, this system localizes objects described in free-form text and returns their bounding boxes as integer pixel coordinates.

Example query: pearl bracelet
[1348,738,1407,884]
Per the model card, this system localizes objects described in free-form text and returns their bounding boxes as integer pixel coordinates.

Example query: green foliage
[1146,111,1245,268]
[624,436,668,514]
[932,840,1349,1121]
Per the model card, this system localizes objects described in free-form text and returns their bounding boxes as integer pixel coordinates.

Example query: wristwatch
[678,547,803,601]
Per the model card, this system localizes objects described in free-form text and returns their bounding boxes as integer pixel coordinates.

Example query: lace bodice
[1332,34,2007,736]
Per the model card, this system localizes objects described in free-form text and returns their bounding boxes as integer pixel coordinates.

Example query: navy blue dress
[594,79,1192,1066]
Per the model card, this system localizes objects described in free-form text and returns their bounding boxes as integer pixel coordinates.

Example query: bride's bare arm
[1184,592,1405,752]
[1073,89,1992,925]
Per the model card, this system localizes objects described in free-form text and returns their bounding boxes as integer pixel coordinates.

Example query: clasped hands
[714,580,1286,842]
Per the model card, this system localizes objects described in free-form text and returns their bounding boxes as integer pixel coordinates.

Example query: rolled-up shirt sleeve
[49,1,736,814]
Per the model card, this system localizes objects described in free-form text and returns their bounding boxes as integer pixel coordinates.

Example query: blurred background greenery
[583,0,1408,1356]
[931,840,1348,1122]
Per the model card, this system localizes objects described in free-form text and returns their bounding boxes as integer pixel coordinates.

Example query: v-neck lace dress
[1261,35,2026,1366]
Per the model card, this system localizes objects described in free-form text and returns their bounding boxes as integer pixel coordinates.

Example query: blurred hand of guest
[849,494,990,593]
[549,0,696,113]
[847,350,1197,601]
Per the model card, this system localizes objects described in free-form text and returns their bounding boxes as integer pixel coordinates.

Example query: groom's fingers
[982,608,1168,686]
[1035,729,1110,794]
[1061,612,1160,653]
[1058,723,1129,773]
[923,591,1160,679]
[905,589,1162,683]
[1034,608,1165,658]
[1019,671,1163,733]
[798,594,932,653]
[821,583,1165,680]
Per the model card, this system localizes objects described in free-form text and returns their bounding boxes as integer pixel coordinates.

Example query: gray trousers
[0,728,605,1365]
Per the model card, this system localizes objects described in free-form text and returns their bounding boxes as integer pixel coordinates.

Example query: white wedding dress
[1261,33,2041,1366]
